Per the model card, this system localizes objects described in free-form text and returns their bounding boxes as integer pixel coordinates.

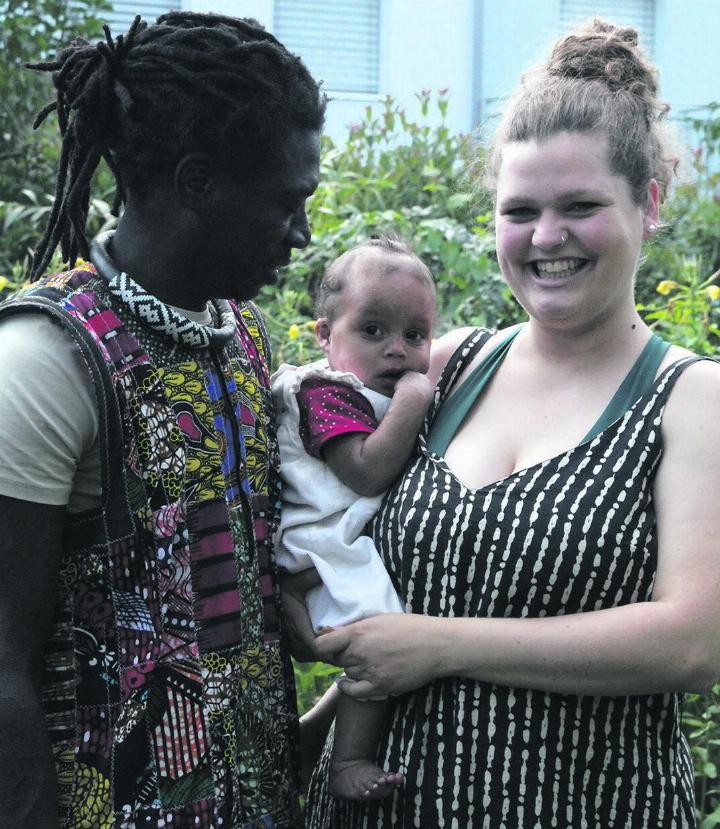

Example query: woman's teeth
[534,258,584,278]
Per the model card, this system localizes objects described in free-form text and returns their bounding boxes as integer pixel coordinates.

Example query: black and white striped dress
[306,329,697,828]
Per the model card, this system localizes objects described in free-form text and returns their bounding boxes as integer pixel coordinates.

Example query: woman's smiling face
[494,131,658,333]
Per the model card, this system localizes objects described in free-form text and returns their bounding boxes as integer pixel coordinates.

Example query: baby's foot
[330,759,403,801]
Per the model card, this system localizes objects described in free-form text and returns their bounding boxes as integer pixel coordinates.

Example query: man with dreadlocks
[0,12,324,828]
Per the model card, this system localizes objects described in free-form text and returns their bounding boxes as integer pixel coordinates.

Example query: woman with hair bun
[305,19,718,828]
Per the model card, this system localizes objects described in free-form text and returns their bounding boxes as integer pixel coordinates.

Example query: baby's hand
[393,371,435,409]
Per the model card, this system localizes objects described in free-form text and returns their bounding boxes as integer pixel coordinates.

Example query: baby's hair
[26,11,326,279]
[315,235,435,321]
[485,18,678,206]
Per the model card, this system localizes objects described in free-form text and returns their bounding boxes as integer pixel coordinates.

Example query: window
[104,1,176,32]
[560,0,655,53]
[274,0,380,94]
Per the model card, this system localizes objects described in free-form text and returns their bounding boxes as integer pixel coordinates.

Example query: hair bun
[547,18,656,97]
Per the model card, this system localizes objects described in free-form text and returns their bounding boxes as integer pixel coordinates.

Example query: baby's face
[316,259,435,396]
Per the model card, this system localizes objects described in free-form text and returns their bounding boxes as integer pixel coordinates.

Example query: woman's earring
[647,223,657,234]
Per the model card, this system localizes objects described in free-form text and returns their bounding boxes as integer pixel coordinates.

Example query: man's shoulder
[5,261,98,303]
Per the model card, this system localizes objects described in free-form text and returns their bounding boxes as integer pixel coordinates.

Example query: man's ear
[174,154,214,206]
[315,318,331,353]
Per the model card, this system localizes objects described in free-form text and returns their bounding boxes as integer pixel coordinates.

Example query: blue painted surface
[179,0,718,147]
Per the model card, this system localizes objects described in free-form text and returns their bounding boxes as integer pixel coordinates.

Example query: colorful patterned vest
[0,263,302,828]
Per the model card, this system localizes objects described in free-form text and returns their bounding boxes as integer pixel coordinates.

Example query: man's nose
[288,208,311,249]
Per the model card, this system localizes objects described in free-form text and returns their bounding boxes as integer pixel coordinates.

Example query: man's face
[204,127,321,301]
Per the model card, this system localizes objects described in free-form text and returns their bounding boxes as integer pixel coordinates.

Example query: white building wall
[185,0,476,144]
[377,0,475,139]
[184,0,719,144]
[478,0,720,136]
[190,0,274,24]
[478,0,561,127]
[655,0,720,120]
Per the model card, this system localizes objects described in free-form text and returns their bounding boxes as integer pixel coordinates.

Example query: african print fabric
[0,263,302,828]
[306,329,698,828]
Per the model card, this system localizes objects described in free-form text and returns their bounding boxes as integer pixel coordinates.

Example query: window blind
[560,0,655,53]
[104,1,176,32]
[274,0,380,94]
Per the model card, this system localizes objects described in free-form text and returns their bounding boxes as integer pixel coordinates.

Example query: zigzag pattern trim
[106,271,237,349]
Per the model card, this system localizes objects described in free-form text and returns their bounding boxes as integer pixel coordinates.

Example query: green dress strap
[427,327,522,456]
[581,333,671,443]
[427,330,671,458]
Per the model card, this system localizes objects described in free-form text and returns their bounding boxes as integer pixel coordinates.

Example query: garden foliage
[0,0,112,277]
[273,96,720,827]
[259,92,515,367]
[1,8,720,817]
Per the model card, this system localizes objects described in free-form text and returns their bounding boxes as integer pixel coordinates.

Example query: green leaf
[447,192,472,211]
[701,805,720,829]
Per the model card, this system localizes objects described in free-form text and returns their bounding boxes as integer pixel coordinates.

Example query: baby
[272,236,436,801]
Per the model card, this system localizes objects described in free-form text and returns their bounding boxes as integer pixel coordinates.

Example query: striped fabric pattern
[307,329,697,828]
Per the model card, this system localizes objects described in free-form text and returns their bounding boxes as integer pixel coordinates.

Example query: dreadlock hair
[27,11,326,279]
[315,235,436,322]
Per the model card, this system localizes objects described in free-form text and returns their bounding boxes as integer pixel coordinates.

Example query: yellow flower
[288,324,300,340]
[706,285,720,301]
[656,280,678,296]
[0,276,9,291]
[305,320,317,330]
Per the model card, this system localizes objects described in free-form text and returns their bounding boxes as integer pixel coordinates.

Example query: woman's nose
[531,214,567,251]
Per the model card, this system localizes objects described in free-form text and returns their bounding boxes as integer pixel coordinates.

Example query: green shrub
[0,0,114,276]
[639,258,720,354]
[259,92,519,368]
[637,102,720,308]
[3,52,720,817]
[685,685,720,827]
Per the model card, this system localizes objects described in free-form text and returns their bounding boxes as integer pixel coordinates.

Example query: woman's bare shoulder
[661,349,720,438]
[662,344,720,384]
[428,324,523,386]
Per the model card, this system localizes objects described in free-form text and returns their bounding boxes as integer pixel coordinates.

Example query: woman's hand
[314,613,445,699]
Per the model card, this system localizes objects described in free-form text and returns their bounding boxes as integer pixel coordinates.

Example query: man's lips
[267,255,291,269]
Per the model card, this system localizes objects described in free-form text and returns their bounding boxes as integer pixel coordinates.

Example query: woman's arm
[323,370,434,496]
[316,360,720,698]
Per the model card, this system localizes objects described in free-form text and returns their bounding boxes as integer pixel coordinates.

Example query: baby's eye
[363,324,382,337]
[405,329,427,343]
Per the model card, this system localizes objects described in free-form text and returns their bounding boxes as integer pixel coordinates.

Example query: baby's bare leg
[329,694,403,801]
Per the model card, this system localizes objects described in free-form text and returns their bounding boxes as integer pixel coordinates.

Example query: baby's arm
[323,371,434,497]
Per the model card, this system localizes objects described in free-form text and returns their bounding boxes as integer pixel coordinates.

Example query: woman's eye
[502,206,535,220]
[567,202,599,214]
